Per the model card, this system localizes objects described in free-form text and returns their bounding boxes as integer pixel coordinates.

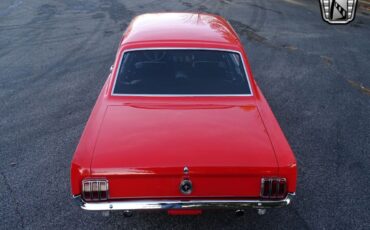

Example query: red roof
[121,13,240,46]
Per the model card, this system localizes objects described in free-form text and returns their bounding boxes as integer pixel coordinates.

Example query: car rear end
[70,12,297,216]
[71,98,297,216]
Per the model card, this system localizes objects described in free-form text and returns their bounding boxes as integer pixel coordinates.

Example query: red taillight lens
[260,178,287,199]
[82,179,109,201]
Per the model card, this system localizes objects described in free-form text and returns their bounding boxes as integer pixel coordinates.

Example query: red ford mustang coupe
[71,13,297,216]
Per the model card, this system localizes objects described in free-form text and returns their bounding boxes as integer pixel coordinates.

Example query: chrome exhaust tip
[235,209,245,217]
[123,210,133,217]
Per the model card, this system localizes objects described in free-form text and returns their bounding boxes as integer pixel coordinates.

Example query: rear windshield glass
[113,49,251,95]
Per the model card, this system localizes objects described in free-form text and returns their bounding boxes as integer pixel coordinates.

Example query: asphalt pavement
[0,0,369,229]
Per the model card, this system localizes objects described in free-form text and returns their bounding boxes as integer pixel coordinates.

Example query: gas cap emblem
[180,179,192,195]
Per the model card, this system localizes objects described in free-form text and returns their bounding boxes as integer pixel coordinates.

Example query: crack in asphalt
[347,80,370,96]
[228,19,268,43]
[229,19,302,53]
[0,172,25,229]
[0,0,23,17]
[320,55,333,66]
[243,2,283,15]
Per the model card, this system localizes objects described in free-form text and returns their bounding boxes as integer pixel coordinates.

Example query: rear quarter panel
[70,75,111,195]
[254,84,297,193]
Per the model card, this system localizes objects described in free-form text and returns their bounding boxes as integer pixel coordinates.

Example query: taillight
[82,179,109,201]
[260,178,287,199]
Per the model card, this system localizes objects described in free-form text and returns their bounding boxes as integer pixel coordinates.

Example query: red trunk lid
[91,103,278,198]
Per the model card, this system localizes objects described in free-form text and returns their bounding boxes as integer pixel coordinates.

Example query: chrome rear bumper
[73,193,294,211]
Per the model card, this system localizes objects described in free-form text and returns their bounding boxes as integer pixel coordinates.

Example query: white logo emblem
[319,0,358,24]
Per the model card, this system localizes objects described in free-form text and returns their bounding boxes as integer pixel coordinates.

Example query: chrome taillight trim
[82,179,109,201]
[260,178,287,199]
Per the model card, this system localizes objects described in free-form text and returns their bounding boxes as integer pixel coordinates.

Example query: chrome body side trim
[110,47,254,97]
[75,193,295,211]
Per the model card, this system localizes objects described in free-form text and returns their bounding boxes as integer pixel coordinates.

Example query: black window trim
[111,47,254,97]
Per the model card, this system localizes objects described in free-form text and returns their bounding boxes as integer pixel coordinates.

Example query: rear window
[112,49,251,95]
